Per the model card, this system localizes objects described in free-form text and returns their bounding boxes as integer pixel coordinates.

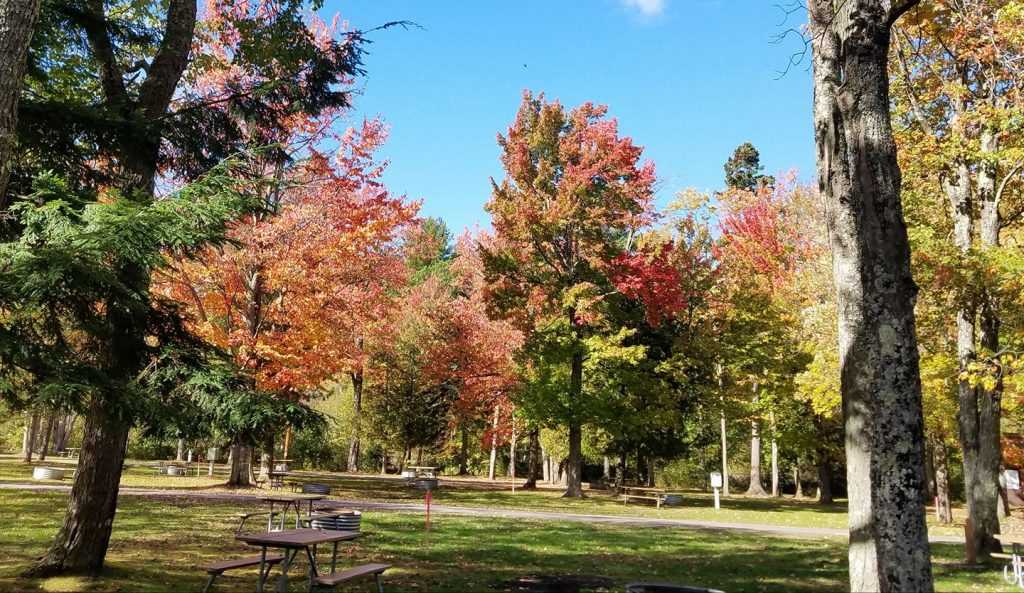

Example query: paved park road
[0,482,964,544]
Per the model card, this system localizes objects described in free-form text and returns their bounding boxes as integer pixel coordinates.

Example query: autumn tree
[482,92,656,497]
[890,0,1024,558]
[5,0,378,574]
[808,0,934,590]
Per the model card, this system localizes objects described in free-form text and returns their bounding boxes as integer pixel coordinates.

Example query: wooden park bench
[199,554,285,593]
[314,562,391,592]
[620,486,669,509]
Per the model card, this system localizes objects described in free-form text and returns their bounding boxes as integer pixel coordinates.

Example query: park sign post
[710,472,723,510]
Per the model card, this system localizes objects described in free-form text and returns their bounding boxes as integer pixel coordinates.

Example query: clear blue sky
[324,0,814,233]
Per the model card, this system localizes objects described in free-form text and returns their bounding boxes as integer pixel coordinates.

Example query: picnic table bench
[200,553,286,593]
[620,486,669,509]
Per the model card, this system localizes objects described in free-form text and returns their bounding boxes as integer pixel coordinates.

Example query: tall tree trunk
[0,0,41,211]
[794,462,804,498]
[817,456,834,505]
[509,426,517,481]
[810,2,934,589]
[458,424,469,476]
[923,442,936,500]
[934,440,953,524]
[259,433,274,478]
[282,426,291,461]
[746,419,767,496]
[22,411,39,463]
[969,124,1003,558]
[26,400,130,576]
[770,411,779,497]
[602,456,610,481]
[488,404,500,480]
[770,438,779,497]
[38,410,56,461]
[542,447,550,483]
[176,438,185,462]
[717,365,730,496]
[522,429,541,489]
[227,442,252,487]
[720,406,730,496]
[347,370,363,473]
[563,348,585,498]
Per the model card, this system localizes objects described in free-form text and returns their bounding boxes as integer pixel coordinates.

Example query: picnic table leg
[256,547,268,593]
[275,549,298,593]
[304,545,320,593]
[267,501,274,532]
[330,541,338,574]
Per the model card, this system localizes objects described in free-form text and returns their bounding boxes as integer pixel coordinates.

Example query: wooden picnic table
[407,465,437,478]
[236,528,359,593]
[261,494,324,531]
[620,486,669,508]
[995,534,1024,589]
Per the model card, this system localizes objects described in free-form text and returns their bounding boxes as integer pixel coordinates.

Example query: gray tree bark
[745,419,767,496]
[563,349,585,497]
[0,0,41,211]
[347,368,363,472]
[38,410,55,461]
[176,438,185,462]
[810,1,934,590]
[718,366,730,496]
[522,429,542,489]
[22,411,39,463]
[934,440,953,524]
[488,404,500,480]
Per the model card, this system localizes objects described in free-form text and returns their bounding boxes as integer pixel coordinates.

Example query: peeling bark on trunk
[810,1,934,589]
[746,419,767,496]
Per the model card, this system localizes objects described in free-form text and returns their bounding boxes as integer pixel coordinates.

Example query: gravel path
[0,482,964,543]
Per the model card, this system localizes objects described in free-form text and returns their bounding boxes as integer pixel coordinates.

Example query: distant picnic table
[235,527,360,593]
[407,466,437,478]
[620,486,669,508]
[260,494,324,531]
[63,447,80,458]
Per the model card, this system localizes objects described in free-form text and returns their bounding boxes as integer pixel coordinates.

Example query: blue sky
[324,0,814,233]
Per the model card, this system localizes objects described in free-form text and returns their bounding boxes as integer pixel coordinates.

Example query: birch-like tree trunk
[745,419,767,496]
[488,404,500,480]
[809,1,934,589]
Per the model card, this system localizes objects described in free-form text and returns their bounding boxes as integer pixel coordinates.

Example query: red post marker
[425,490,432,531]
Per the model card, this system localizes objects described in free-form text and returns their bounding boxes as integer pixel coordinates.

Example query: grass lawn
[0,489,1008,593]
[0,456,976,538]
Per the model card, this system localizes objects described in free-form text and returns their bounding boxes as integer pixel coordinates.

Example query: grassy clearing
[0,489,1008,593]
[0,456,974,538]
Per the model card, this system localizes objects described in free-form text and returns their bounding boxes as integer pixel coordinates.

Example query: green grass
[0,456,971,537]
[0,489,1009,592]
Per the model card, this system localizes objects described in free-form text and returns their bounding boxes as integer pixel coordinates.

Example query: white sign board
[710,471,723,489]
[1005,469,1021,491]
